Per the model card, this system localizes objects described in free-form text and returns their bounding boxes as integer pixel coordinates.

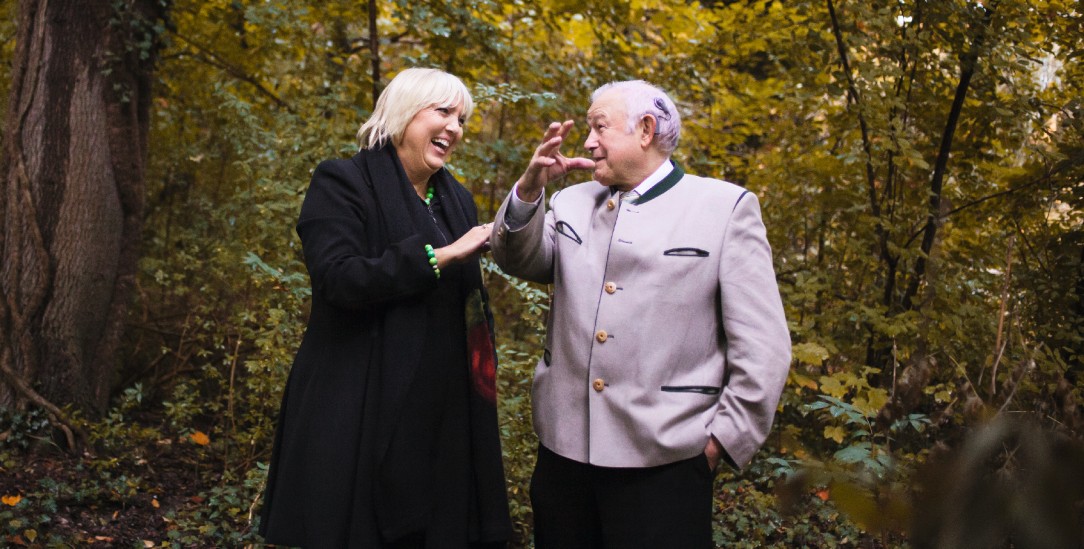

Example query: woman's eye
[436,107,450,114]
[458,118,466,126]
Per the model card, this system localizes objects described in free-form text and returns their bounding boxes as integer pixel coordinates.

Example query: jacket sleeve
[709,191,792,468]
[489,189,556,284]
[296,159,438,310]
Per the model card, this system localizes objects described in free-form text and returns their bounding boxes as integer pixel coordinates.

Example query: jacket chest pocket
[645,247,713,286]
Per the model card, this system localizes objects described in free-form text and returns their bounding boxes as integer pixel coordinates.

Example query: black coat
[259,145,511,548]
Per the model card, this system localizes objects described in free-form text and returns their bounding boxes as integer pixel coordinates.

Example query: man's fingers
[542,121,563,141]
[535,135,566,158]
[555,120,575,140]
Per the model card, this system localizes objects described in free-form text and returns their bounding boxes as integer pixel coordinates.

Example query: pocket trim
[555,221,582,245]
[660,385,720,395]
[663,247,709,257]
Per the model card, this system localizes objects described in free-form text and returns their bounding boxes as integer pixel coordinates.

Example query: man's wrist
[515,181,543,203]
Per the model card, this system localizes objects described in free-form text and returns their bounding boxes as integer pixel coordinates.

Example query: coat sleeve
[709,191,792,468]
[296,159,438,310]
[490,189,556,284]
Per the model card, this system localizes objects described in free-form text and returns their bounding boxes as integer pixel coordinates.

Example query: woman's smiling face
[397,103,466,186]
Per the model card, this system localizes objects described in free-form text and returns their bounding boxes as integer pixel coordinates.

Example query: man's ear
[639,114,657,148]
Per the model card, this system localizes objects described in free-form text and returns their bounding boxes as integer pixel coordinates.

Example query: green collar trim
[631,162,685,205]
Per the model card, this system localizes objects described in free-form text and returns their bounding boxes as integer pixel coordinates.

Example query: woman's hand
[516,120,595,203]
[434,223,493,268]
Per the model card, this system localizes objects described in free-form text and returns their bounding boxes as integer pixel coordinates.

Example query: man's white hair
[591,80,681,155]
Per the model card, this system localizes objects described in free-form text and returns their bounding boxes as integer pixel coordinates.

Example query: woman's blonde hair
[356,68,474,150]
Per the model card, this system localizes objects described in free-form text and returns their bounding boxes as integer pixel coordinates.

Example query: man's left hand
[704,436,724,472]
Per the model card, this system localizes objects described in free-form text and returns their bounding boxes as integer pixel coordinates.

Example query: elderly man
[490,80,791,548]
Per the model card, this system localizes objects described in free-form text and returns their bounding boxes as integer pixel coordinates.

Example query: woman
[259,68,511,548]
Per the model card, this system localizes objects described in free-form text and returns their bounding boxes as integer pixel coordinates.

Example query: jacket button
[595,330,608,343]
[593,378,605,392]
[604,282,617,294]
[606,199,616,210]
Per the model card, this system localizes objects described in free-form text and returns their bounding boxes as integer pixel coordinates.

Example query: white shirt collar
[627,160,673,197]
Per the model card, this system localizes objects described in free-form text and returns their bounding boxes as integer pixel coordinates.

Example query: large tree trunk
[1,0,168,417]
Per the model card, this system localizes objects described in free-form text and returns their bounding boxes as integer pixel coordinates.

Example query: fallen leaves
[189,431,210,446]
[2,494,22,506]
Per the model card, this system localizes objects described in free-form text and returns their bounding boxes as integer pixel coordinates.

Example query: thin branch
[902,177,1044,248]
[368,0,381,107]
[991,234,1015,396]
[826,0,880,220]
[168,30,293,112]
[901,4,995,311]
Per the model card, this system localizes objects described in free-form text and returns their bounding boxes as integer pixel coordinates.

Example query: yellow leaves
[793,341,831,366]
[818,374,849,399]
[189,431,210,446]
[824,425,847,443]
[789,371,819,391]
[852,388,889,417]
[817,370,889,415]
[2,494,21,506]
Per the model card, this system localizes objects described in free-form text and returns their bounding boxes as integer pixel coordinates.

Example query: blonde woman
[260,68,510,549]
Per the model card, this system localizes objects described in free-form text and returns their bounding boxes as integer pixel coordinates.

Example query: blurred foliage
[1,0,1082,546]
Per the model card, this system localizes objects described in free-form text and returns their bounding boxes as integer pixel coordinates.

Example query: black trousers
[530,445,715,549]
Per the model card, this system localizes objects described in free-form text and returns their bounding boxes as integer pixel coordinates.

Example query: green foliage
[2,0,1081,545]
[486,257,549,544]
[163,465,266,546]
[0,408,52,452]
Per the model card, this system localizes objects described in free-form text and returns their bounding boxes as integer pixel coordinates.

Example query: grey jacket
[491,166,791,468]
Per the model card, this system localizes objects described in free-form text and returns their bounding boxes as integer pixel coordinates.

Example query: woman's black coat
[259,145,511,547]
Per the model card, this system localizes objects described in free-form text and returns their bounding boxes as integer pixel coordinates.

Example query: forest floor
[0,411,248,548]
[2,447,189,546]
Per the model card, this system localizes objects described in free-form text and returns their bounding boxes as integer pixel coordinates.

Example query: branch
[901,4,995,311]
[902,177,1044,248]
[990,235,1015,396]
[168,30,293,112]
[368,0,380,108]
[0,347,85,453]
[826,0,880,220]
[827,0,902,319]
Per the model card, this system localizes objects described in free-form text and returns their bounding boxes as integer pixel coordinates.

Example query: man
[490,80,791,548]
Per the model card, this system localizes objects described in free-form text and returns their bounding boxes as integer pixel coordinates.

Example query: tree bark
[1,0,168,417]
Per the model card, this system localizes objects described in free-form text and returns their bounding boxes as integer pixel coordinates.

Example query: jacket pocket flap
[660,385,720,395]
[663,247,709,257]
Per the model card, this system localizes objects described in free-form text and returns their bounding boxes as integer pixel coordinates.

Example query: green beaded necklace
[423,186,435,206]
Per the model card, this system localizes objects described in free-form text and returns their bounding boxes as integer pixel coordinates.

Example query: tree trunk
[1,0,168,416]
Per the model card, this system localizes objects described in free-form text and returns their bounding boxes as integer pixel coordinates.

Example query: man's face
[584,90,644,190]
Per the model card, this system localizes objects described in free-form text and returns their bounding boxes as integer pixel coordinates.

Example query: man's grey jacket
[491,165,791,469]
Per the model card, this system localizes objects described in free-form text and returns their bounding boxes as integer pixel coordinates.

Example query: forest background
[0,0,1082,547]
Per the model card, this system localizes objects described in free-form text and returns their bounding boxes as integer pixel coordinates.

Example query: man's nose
[584,130,598,151]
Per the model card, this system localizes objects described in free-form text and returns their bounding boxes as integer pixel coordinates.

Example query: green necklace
[423,186,434,206]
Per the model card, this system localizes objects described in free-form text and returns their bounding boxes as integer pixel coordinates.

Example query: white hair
[591,80,681,155]
[356,68,474,150]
